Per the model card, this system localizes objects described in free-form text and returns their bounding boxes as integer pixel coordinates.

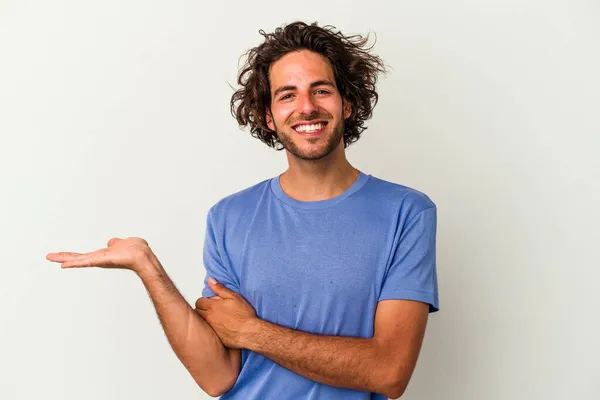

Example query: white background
[1,1,598,399]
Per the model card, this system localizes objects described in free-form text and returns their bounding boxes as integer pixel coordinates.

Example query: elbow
[202,370,238,398]
[204,387,222,398]
[205,387,226,398]
[197,380,224,398]
[382,385,406,399]
[381,382,406,399]
[380,367,409,399]
[193,362,238,397]
[203,376,236,398]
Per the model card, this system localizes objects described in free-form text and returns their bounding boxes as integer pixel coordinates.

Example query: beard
[273,116,345,161]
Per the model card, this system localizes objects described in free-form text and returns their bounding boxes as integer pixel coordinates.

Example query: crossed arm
[46,240,430,398]
[243,301,428,398]
[197,280,430,399]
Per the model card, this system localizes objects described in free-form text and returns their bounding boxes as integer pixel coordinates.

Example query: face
[266,50,352,161]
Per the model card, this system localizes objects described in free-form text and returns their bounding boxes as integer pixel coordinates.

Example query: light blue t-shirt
[202,171,439,399]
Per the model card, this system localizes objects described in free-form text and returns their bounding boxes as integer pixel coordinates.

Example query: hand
[195,278,259,349]
[46,237,152,274]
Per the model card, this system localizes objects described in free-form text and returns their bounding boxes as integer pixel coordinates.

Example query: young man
[47,21,439,399]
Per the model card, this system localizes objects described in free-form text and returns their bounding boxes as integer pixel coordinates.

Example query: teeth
[295,123,324,132]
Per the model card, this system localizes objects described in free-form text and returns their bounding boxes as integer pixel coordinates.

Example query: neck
[280,144,360,202]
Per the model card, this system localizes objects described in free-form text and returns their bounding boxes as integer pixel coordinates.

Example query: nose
[297,93,318,115]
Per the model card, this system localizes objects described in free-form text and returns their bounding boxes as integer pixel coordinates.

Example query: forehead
[268,50,336,92]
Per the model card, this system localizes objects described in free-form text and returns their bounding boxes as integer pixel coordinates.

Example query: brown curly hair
[230,21,387,150]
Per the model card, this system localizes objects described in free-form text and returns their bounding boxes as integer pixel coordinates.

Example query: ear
[266,108,275,131]
[343,99,352,120]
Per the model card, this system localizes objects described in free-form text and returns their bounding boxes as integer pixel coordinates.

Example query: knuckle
[132,237,149,245]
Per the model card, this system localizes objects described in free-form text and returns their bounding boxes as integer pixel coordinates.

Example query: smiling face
[266,50,352,161]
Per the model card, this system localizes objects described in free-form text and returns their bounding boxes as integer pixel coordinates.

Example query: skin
[266,50,359,202]
[46,49,430,398]
[266,50,349,163]
[46,239,240,397]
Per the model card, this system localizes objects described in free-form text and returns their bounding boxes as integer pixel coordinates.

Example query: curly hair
[230,21,387,150]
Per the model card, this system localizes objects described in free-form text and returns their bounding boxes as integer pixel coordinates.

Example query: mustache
[289,112,331,125]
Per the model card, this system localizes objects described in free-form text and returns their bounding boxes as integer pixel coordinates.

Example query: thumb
[208,278,233,298]
[107,238,122,247]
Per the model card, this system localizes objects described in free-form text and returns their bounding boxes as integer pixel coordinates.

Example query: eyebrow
[272,80,336,97]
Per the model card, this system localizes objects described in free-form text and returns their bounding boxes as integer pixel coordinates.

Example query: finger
[195,297,211,310]
[61,249,111,269]
[195,296,223,310]
[107,237,123,247]
[208,278,234,299]
[46,252,84,262]
[61,257,99,268]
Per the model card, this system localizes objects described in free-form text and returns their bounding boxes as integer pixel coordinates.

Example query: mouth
[291,121,328,136]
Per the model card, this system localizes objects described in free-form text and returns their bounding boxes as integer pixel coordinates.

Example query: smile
[292,121,328,134]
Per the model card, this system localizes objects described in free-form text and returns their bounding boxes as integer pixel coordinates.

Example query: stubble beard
[274,118,345,161]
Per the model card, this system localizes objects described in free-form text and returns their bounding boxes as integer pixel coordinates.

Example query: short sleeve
[379,206,439,313]
[201,208,240,298]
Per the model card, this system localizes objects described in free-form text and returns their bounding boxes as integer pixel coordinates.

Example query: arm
[46,237,240,397]
[200,280,429,398]
[239,299,428,398]
[197,204,437,397]
[137,252,240,397]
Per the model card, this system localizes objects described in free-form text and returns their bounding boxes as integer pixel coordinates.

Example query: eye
[280,94,294,101]
[315,89,330,95]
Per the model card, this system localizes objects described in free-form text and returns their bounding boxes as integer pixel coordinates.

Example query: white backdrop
[1,1,598,399]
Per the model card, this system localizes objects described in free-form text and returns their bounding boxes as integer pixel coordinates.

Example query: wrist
[135,251,163,280]
[239,317,266,350]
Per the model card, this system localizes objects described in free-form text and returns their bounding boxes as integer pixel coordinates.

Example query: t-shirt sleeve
[379,206,440,312]
[201,208,240,298]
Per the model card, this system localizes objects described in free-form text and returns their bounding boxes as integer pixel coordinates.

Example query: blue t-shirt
[202,171,439,399]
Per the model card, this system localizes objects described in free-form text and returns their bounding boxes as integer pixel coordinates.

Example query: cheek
[319,99,343,117]
[273,107,295,127]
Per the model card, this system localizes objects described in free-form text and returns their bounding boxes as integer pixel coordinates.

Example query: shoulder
[207,177,272,225]
[364,174,436,218]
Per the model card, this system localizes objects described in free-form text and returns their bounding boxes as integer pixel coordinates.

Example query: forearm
[136,253,237,396]
[241,319,397,397]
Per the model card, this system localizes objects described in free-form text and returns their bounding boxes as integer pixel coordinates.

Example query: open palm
[46,237,150,271]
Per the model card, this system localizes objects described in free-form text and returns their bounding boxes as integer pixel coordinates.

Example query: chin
[294,149,332,161]
[277,123,344,161]
[290,139,342,161]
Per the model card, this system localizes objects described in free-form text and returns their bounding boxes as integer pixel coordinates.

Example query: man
[46,21,439,399]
